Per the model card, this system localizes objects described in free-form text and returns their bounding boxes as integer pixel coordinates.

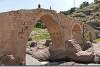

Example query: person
[38,4,41,8]
[50,6,51,10]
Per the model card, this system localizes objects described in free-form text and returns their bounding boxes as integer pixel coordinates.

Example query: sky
[0,0,94,13]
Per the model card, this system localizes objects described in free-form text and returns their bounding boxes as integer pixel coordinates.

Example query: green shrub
[94,0,100,4]
[35,20,46,29]
[72,12,86,17]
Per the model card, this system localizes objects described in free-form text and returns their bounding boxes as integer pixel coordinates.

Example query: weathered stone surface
[0,54,23,65]
[75,51,94,63]
[32,47,50,61]
[65,40,82,52]
[60,40,94,63]
[0,8,96,65]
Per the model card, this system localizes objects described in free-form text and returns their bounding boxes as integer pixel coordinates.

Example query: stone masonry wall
[0,8,96,65]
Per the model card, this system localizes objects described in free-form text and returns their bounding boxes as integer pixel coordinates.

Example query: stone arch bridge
[0,8,95,65]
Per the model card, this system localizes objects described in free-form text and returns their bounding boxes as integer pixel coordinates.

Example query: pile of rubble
[26,39,100,64]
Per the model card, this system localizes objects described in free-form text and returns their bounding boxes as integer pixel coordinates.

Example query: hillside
[60,0,100,29]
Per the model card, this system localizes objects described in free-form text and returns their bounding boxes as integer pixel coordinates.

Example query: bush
[35,20,46,29]
[94,0,100,4]
[72,12,86,17]
[60,7,77,15]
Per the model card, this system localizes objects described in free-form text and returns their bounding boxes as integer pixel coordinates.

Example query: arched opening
[25,14,62,65]
[26,20,51,65]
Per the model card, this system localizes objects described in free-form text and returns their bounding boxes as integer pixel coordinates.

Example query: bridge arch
[24,14,63,49]
[0,9,88,65]
[13,10,65,63]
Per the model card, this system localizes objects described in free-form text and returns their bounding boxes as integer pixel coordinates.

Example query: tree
[60,7,76,15]
[35,20,46,29]
[70,7,76,14]
[80,1,89,8]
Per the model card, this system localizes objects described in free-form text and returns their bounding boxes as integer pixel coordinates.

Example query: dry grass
[31,28,50,41]
[95,38,100,42]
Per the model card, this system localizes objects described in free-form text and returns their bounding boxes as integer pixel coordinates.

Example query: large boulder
[48,39,82,61]
[75,51,94,63]
[31,47,50,61]
[65,40,94,63]
[48,39,95,63]
[65,39,82,53]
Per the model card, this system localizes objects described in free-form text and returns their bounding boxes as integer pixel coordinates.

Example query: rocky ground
[26,53,100,66]
[25,28,100,66]
[93,42,100,63]
[26,39,100,65]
